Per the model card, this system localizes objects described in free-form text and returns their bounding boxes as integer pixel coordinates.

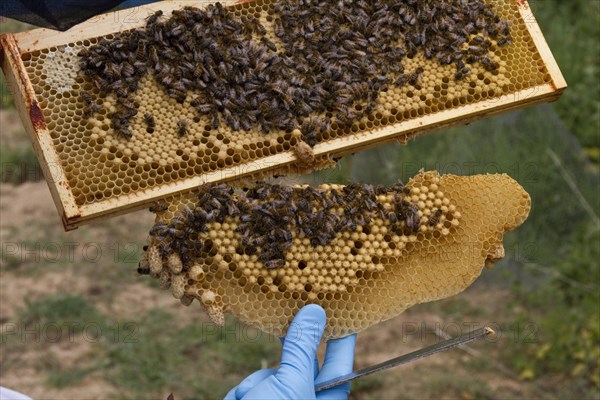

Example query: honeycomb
[138,171,531,339]
[19,0,550,208]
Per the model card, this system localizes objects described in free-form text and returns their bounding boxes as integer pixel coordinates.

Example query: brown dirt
[0,110,28,148]
[1,366,119,400]
[0,181,57,229]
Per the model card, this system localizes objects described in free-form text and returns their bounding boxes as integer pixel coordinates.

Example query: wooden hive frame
[0,0,566,230]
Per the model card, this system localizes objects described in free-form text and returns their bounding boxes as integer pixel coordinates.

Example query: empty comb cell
[139,171,531,339]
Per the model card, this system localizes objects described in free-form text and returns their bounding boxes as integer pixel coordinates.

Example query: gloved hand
[224,304,357,400]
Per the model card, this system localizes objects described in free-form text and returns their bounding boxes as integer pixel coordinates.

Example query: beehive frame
[0,0,566,230]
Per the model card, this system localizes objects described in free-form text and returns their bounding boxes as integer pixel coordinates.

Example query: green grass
[102,311,279,399]
[12,294,111,389]
[0,145,43,183]
[40,353,103,389]
[104,309,185,397]
[47,365,97,389]
[14,300,276,397]
[0,19,35,35]
[0,252,20,271]
[422,295,487,321]
[1,74,12,109]
[508,222,600,394]
[19,294,106,333]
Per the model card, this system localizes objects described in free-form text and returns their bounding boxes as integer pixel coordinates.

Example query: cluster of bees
[78,0,511,143]
[136,172,531,335]
[78,30,148,138]
[141,180,424,272]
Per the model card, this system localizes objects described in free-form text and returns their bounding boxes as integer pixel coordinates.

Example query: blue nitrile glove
[224,304,357,400]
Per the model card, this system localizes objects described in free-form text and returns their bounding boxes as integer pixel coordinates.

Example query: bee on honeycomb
[138,170,531,339]
[77,0,513,143]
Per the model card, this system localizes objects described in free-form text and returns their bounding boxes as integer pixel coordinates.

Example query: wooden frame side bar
[0,34,81,228]
[519,0,567,91]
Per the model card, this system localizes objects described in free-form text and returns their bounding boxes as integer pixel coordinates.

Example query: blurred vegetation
[533,0,600,156]
[349,375,384,400]
[19,294,107,334]
[0,145,43,183]
[511,223,599,389]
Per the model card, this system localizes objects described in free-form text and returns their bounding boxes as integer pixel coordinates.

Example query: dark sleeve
[0,0,157,31]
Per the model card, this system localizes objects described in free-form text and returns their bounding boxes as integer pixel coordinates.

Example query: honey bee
[83,102,102,118]
[260,37,277,52]
[468,45,488,56]
[263,257,285,269]
[429,209,443,226]
[157,241,172,256]
[77,48,90,58]
[398,200,420,232]
[121,62,135,78]
[481,57,498,71]
[475,15,487,30]
[149,200,167,213]
[211,113,220,129]
[455,66,471,80]
[407,67,424,86]
[394,74,408,87]
[196,103,212,115]
[118,127,133,140]
[471,36,491,48]
[498,20,510,36]
[190,97,201,107]
[80,92,93,105]
[466,55,481,64]
[497,36,512,47]
[146,10,163,25]
[114,85,128,99]
[167,88,186,104]
[462,22,476,35]
[143,113,155,128]
[177,119,188,136]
